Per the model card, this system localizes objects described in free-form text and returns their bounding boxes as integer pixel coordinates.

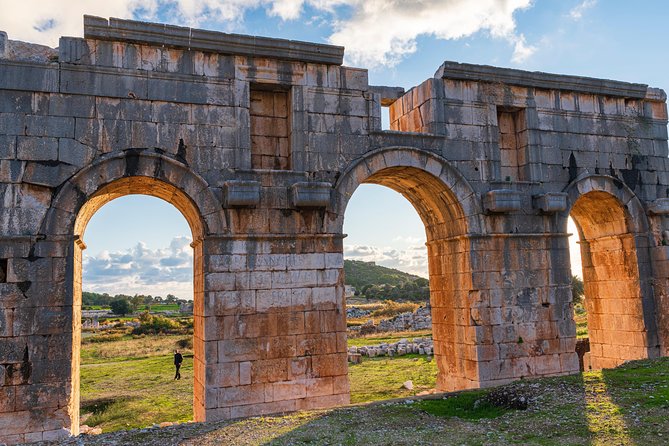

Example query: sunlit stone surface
[1,15,669,444]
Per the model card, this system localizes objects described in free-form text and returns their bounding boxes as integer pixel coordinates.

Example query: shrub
[571,275,585,305]
[110,299,132,316]
[176,338,193,350]
[132,311,181,335]
[370,300,420,318]
[84,333,124,344]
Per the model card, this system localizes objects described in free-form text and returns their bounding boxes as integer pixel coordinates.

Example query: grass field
[79,332,438,432]
[349,354,437,403]
[80,335,194,431]
[77,356,669,445]
[86,325,625,433]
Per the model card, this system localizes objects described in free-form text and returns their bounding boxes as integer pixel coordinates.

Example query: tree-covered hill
[344,260,429,301]
[344,259,422,288]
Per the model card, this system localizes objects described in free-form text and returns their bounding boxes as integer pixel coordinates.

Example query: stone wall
[1,15,669,444]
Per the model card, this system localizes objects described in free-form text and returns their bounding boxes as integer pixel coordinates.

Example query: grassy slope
[343,259,422,289]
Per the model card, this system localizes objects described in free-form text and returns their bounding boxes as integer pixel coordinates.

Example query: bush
[176,338,193,350]
[571,275,585,305]
[84,333,124,344]
[110,299,132,316]
[132,311,181,335]
[370,300,420,318]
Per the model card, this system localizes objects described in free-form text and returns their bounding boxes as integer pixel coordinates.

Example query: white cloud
[392,235,424,244]
[344,243,428,277]
[83,236,193,299]
[327,0,534,67]
[1,0,535,66]
[511,33,536,63]
[268,0,305,20]
[0,0,158,47]
[569,0,596,20]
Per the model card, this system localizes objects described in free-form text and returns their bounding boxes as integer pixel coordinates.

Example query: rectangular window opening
[497,106,527,182]
[381,105,391,130]
[250,84,291,170]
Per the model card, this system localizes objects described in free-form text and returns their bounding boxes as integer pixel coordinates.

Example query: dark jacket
[174,353,183,365]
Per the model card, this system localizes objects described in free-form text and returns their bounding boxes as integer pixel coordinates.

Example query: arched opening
[363,166,473,392]
[344,184,435,401]
[69,176,206,434]
[78,195,194,432]
[335,150,482,394]
[568,190,649,369]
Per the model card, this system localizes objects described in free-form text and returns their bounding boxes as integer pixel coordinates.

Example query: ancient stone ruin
[2,15,669,443]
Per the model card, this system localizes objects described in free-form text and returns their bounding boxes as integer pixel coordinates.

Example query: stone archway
[564,175,659,369]
[37,150,225,435]
[333,147,485,391]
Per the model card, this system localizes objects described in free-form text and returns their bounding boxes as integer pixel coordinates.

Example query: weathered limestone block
[649,198,669,214]
[290,182,332,208]
[532,193,568,213]
[483,189,522,213]
[224,180,260,207]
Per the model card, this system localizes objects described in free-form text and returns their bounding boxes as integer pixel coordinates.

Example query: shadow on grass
[81,396,128,416]
[252,359,669,445]
[255,388,524,446]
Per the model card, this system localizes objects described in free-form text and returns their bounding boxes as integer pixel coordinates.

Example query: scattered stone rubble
[349,306,432,334]
[377,306,431,332]
[348,337,434,362]
[346,307,372,318]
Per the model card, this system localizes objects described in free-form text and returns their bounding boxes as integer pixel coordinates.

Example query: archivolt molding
[40,150,225,242]
[331,147,484,237]
[562,174,649,235]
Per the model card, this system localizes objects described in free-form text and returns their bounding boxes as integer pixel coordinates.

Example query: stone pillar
[581,234,650,368]
[428,236,481,391]
[0,236,74,443]
[651,245,669,357]
[200,235,349,420]
[469,233,579,387]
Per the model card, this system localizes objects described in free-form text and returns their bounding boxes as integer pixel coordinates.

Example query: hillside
[344,260,422,288]
[344,260,429,301]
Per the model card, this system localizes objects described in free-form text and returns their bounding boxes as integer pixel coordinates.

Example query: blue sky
[2,0,665,297]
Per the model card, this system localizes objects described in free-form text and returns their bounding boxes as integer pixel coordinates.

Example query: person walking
[174,349,183,380]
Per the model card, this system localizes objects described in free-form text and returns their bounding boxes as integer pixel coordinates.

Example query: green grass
[348,354,437,403]
[574,305,589,338]
[80,334,437,432]
[80,354,193,431]
[416,391,509,420]
[79,331,669,445]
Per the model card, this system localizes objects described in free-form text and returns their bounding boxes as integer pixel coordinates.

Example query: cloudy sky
[2,0,666,297]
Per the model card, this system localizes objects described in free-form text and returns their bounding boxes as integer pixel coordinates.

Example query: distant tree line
[82,291,188,313]
[357,278,430,302]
